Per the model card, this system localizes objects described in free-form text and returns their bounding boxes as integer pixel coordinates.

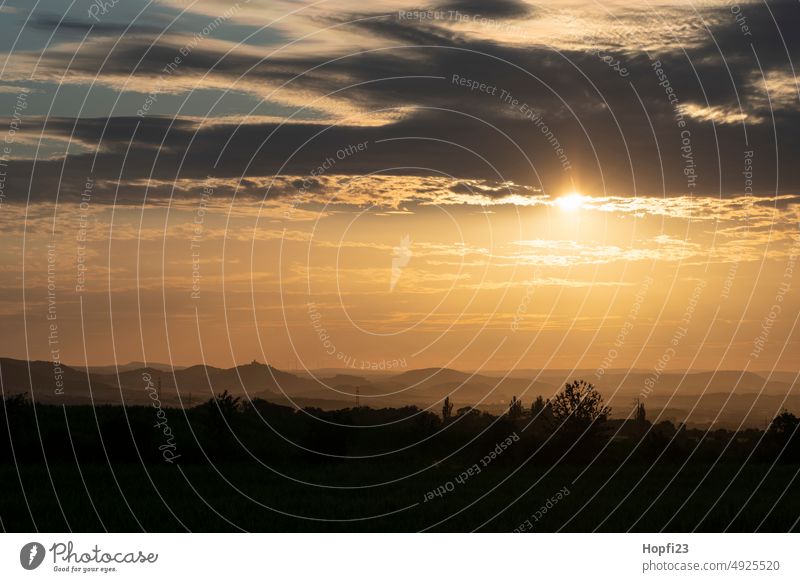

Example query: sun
[555,192,588,212]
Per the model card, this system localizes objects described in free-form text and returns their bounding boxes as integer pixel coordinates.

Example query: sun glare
[555,192,588,212]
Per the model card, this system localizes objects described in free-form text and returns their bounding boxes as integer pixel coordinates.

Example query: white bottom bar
[1,533,797,581]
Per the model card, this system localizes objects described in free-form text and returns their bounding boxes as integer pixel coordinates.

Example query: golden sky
[0,0,798,373]
[5,183,799,373]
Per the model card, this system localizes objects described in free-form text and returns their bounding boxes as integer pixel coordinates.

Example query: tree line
[2,379,799,467]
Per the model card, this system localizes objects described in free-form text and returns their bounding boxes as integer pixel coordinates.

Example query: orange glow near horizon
[2,179,799,374]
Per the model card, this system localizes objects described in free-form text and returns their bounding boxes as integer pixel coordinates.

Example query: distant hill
[594,370,794,397]
[378,367,553,405]
[83,361,184,374]
[91,361,321,401]
[323,373,369,386]
[0,357,119,404]
[387,367,473,385]
[1,358,320,406]
[2,358,797,427]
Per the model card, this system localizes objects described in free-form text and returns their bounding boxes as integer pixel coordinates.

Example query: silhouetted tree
[199,390,244,450]
[2,392,30,414]
[654,420,676,437]
[769,410,799,436]
[529,396,554,434]
[551,380,610,437]
[210,390,241,418]
[766,410,800,462]
[508,396,523,421]
[531,395,545,416]
[635,399,647,425]
[442,396,453,421]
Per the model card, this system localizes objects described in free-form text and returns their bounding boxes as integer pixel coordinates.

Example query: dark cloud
[2,1,798,203]
[29,15,163,37]
[437,0,533,19]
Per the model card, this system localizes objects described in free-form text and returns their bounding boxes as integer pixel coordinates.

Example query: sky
[0,0,798,374]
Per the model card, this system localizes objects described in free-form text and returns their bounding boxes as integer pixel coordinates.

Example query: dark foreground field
[2,394,799,532]
[2,462,799,532]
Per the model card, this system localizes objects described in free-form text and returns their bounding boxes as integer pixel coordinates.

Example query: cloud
[436,0,534,19]
[677,103,753,125]
[0,0,797,201]
[29,15,165,37]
